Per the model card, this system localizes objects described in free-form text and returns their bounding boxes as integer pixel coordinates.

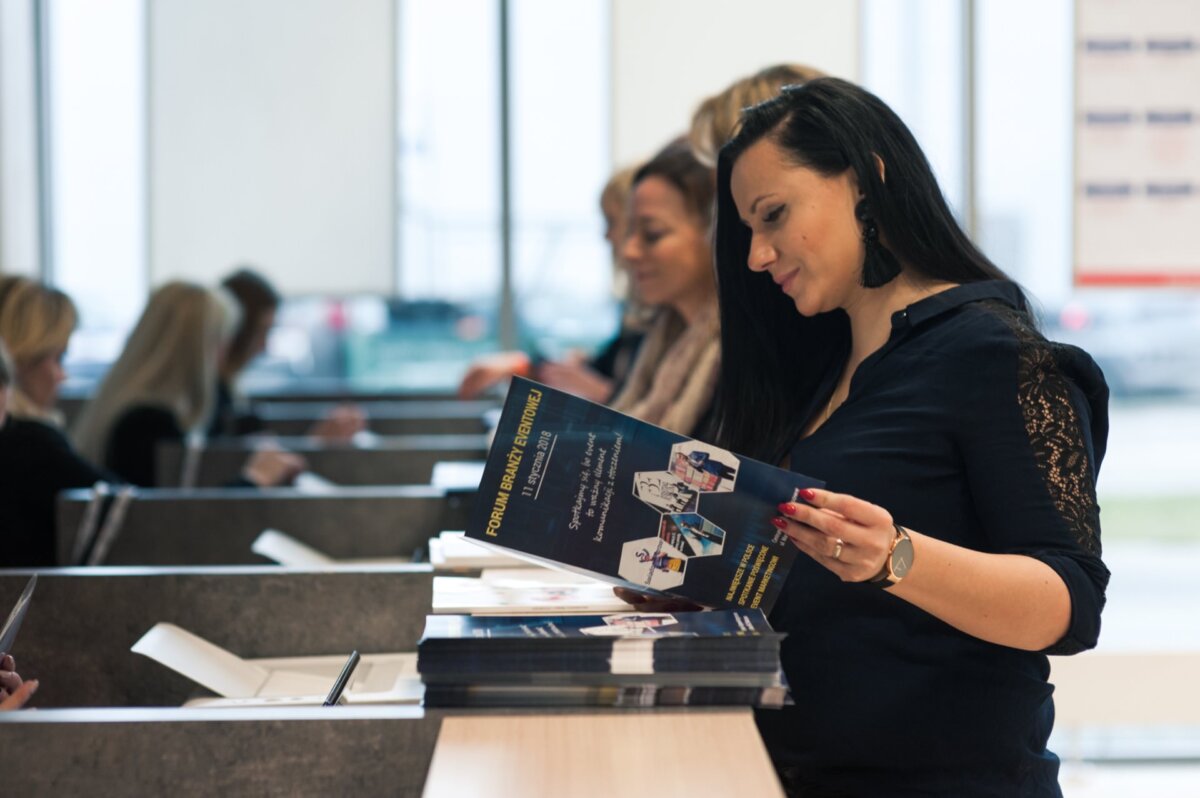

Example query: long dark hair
[221,267,281,379]
[632,137,716,224]
[712,78,1026,462]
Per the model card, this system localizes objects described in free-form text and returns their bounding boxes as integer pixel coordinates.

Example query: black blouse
[105,405,184,487]
[759,282,1109,797]
[0,418,114,567]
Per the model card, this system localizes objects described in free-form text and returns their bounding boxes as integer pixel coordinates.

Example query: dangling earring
[855,199,901,288]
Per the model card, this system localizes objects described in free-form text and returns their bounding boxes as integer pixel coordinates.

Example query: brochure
[465,378,821,612]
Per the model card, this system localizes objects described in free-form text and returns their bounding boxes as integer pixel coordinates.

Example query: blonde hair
[0,275,78,367]
[0,337,12,388]
[0,275,79,422]
[73,281,240,463]
[688,63,827,167]
[600,164,639,221]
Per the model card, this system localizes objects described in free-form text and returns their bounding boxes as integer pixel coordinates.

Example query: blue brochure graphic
[466,379,822,613]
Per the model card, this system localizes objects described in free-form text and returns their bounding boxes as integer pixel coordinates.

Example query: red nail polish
[771,517,788,530]
[798,488,817,502]
[778,502,797,515]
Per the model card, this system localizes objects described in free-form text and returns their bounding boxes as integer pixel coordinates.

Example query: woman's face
[730,137,865,317]
[247,308,277,362]
[619,177,713,314]
[18,348,67,411]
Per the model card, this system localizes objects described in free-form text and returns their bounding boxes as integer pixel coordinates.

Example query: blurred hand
[612,587,705,613]
[308,404,367,442]
[457,352,532,399]
[537,360,614,404]
[0,653,36,711]
[242,448,307,487]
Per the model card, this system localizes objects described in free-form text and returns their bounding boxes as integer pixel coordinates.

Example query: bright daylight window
[42,0,614,393]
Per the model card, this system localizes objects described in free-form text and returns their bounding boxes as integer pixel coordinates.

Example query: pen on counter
[323,650,360,706]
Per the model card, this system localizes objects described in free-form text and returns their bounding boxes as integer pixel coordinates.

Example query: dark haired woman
[211,268,364,441]
[714,79,1108,796]
[608,138,720,436]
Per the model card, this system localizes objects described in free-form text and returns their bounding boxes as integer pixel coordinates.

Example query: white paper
[132,622,422,706]
[430,461,486,490]
[251,529,336,567]
[429,531,527,569]
[292,471,338,495]
[610,639,656,675]
[433,572,629,615]
[131,622,269,698]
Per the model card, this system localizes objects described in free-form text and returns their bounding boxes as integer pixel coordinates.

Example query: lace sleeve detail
[1014,334,1102,557]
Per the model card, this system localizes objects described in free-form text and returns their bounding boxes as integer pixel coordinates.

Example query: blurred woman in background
[0,275,77,426]
[211,268,363,441]
[0,277,114,567]
[73,281,305,487]
[458,164,647,404]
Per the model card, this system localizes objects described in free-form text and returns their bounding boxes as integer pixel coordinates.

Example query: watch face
[891,536,915,579]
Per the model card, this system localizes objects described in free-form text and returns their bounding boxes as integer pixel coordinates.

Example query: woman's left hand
[774,488,895,582]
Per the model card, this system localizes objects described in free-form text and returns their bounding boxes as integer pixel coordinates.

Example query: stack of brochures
[416,608,790,709]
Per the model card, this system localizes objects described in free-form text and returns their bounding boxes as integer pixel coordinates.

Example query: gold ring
[832,538,844,560]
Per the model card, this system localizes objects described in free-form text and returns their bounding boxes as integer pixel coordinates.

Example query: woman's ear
[872,153,887,184]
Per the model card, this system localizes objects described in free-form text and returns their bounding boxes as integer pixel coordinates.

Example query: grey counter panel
[0,566,433,708]
[156,434,491,487]
[0,707,440,797]
[56,486,474,565]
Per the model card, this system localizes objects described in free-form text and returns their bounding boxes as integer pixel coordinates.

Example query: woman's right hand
[612,587,705,613]
[1,653,37,711]
[242,448,307,487]
[457,352,532,399]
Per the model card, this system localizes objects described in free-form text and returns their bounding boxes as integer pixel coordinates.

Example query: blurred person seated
[212,268,364,441]
[72,281,306,488]
[458,164,648,403]
[606,138,719,436]
[0,279,116,567]
[0,652,37,710]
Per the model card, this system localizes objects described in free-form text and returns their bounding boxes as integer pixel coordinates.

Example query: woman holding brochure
[702,79,1109,796]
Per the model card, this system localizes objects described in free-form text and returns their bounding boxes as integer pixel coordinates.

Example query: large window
[43,0,146,383]
[40,0,614,393]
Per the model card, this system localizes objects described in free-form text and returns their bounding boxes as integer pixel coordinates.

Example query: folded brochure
[466,378,822,612]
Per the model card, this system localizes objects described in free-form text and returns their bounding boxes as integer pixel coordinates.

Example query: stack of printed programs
[416,609,790,709]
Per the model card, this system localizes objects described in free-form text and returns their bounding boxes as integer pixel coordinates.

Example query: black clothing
[0,418,114,567]
[104,405,183,487]
[207,380,266,438]
[589,330,644,390]
[106,404,256,489]
[761,282,1109,797]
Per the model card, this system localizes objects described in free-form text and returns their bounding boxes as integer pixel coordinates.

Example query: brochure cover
[465,378,822,612]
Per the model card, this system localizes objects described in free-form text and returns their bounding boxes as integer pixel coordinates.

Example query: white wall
[149,0,395,295]
[610,0,860,166]
[0,0,42,276]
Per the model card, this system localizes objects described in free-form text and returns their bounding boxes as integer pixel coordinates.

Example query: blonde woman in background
[0,275,78,426]
[457,164,646,403]
[73,281,305,487]
[688,63,827,168]
[0,343,37,696]
[0,278,116,567]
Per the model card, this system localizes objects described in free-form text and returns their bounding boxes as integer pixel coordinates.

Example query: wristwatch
[870,524,914,588]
